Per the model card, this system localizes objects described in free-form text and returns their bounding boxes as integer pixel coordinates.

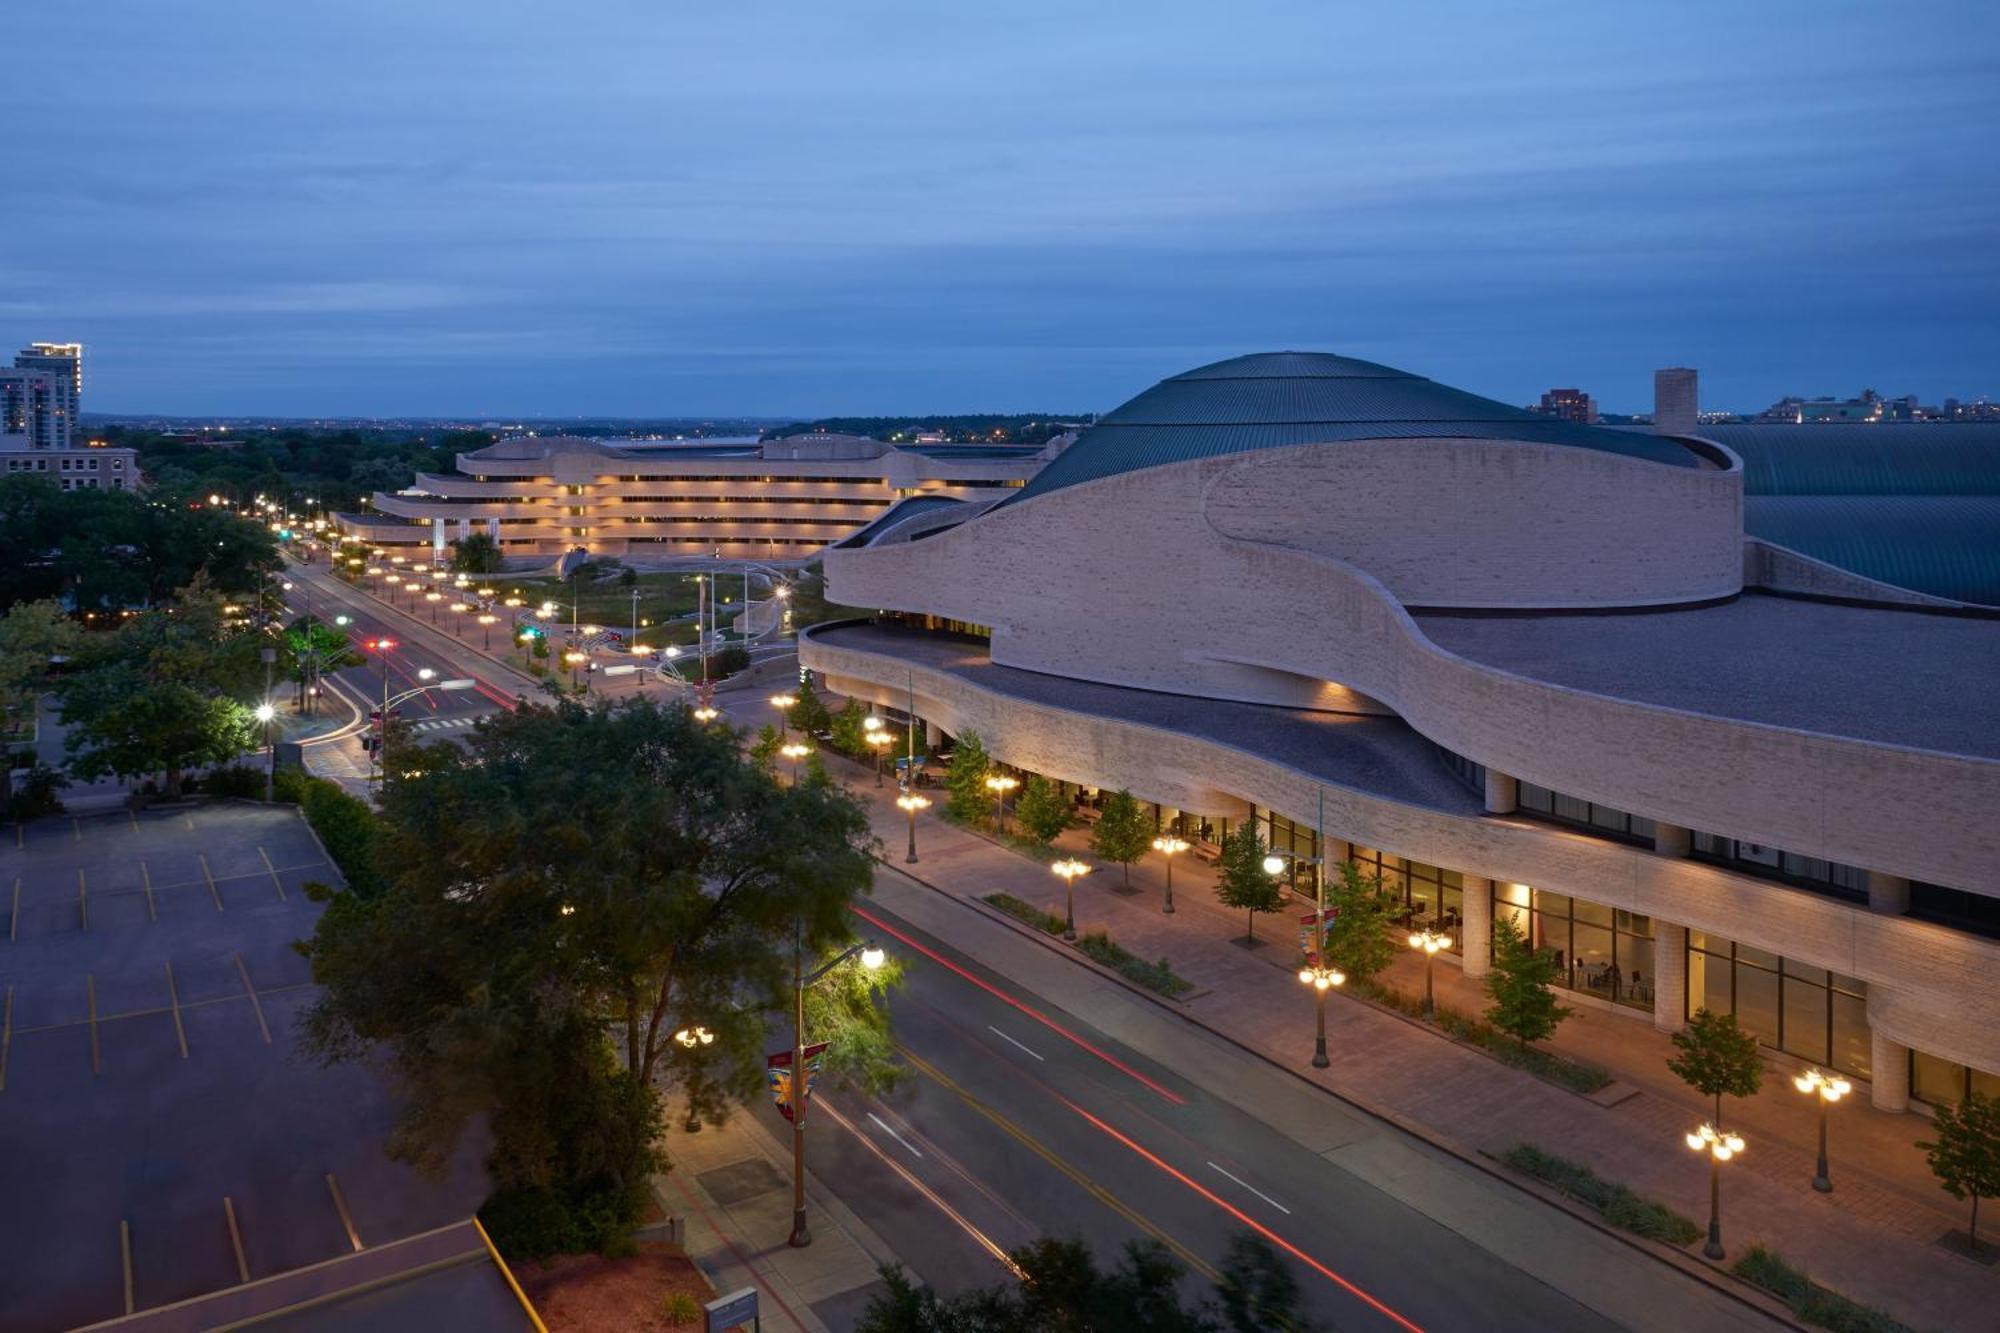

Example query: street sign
[706,1286,759,1332]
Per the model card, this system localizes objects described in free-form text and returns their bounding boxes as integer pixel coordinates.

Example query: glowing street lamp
[1686,1123,1746,1260]
[1793,1068,1851,1193]
[1051,857,1090,941]
[563,648,589,689]
[254,702,277,803]
[896,789,930,863]
[780,740,812,785]
[1408,928,1452,1019]
[984,773,1019,833]
[785,937,886,1247]
[770,692,797,736]
[1297,959,1345,1069]
[865,728,894,787]
[476,613,498,650]
[1151,835,1189,915]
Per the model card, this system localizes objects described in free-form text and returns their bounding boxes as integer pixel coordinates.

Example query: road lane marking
[986,1025,1044,1061]
[326,1173,363,1251]
[200,854,223,912]
[224,1197,249,1282]
[822,1097,1017,1277]
[235,953,272,1044]
[867,1111,925,1159]
[1207,1161,1292,1215]
[141,861,156,921]
[129,809,139,833]
[258,846,286,902]
[165,962,189,1059]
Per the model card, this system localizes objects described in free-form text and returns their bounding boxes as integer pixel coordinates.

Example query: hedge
[1499,1144,1702,1245]
[1731,1245,1914,1333]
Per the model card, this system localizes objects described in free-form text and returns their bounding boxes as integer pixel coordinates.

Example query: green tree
[61,678,257,800]
[829,698,871,758]
[449,529,505,574]
[791,674,832,736]
[1320,860,1400,983]
[944,730,992,823]
[1215,822,1284,944]
[1089,789,1150,886]
[1484,916,1572,1048]
[1013,775,1074,846]
[749,722,784,773]
[300,698,890,1256]
[1918,1091,2000,1252]
[1666,1007,1765,1129]
[1216,1232,1324,1332]
[0,601,78,811]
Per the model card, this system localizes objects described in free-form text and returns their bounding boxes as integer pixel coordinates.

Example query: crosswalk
[408,716,479,734]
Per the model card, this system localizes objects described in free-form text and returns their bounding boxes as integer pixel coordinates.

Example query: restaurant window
[1690,834,1867,904]
[1686,933,1870,1078]
[1353,845,1463,954]
[1910,1052,2000,1107]
[1493,883,1652,1010]
[1516,782,1655,845]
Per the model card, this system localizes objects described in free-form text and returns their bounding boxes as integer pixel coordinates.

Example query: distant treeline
[99,424,496,512]
[761,415,1093,446]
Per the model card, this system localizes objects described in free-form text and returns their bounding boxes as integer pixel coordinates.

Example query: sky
[3,1,1996,418]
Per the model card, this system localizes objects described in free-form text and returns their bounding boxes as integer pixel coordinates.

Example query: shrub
[1359,979,1610,1093]
[201,765,265,800]
[299,777,384,895]
[985,892,1065,935]
[708,644,751,679]
[479,1177,644,1262]
[1732,1245,1914,1333]
[1075,930,1193,998]
[1500,1145,1701,1245]
[7,762,67,822]
[662,1291,703,1326]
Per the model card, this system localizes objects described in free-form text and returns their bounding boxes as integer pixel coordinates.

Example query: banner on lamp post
[1298,909,1338,961]
[766,1042,829,1122]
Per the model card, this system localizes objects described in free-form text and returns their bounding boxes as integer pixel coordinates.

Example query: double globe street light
[1793,1068,1851,1193]
[1408,928,1453,1019]
[1686,1123,1746,1260]
[896,789,930,863]
[1151,835,1188,915]
[1051,857,1091,941]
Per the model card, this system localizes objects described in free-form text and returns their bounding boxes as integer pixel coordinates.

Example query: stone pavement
[785,716,1995,1332]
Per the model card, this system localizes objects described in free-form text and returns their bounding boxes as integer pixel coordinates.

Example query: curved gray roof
[1011,352,1703,503]
[1701,423,2000,496]
[1746,496,2000,607]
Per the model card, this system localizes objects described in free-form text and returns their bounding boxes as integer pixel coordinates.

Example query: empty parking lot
[0,803,485,1331]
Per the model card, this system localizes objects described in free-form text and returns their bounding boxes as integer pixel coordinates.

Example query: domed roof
[1011,351,1702,504]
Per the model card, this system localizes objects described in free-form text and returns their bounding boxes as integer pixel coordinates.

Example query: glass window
[1616,932,1654,1007]
[1736,943,1781,972]
[1783,960,1828,987]
[1690,948,1732,1016]
[1912,1050,1964,1105]
[1832,992,1871,1079]
[1574,898,1613,927]
[1533,889,1571,915]
[1781,976,1830,1064]
[1572,923,1614,996]
[1736,966,1781,1047]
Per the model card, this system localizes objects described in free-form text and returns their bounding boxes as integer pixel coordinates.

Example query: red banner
[766,1042,830,1122]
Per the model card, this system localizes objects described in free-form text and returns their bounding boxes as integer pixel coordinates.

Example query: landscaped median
[1355,978,1613,1095]
[985,892,1195,998]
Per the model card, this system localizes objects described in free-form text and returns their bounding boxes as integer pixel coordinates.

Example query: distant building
[1653,367,1699,436]
[1,339,138,490]
[1534,388,1598,424]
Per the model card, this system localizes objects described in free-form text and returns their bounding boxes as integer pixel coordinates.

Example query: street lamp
[985,773,1019,833]
[769,693,797,736]
[1051,857,1090,941]
[1793,1068,1850,1193]
[1408,928,1452,1019]
[787,936,886,1247]
[564,649,588,689]
[1296,960,1345,1069]
[477,613,498,650]
[780,740,812,785]
[896,789,930,863]
[865,728,894,787]
[1151,836,1188,915]
[254,702,277,803]
[1686,1123,1745,1260]
[425,591,443,623]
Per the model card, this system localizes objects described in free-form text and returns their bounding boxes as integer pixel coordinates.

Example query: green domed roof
[1011,351,1702,503]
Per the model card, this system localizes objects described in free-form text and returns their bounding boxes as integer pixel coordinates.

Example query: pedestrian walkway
[782,705,1997,1332]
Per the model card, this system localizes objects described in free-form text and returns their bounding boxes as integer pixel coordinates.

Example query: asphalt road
[754,896,1647,1333]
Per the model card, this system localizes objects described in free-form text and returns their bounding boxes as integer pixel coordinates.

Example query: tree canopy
[1319,860,1399,982]
[1667,1008,1765,1127]
[1484,916,1572,1048]
[1918,1090,2000,1251]
[1215,822,1283,943]
[1013,775,1074,845]
[1089,789,1150,885]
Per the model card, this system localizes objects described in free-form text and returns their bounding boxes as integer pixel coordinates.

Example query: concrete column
[1652,922,1687,1033]
[1483,769,1517,815]
[923,720,943,750]
[1652,822,1691,858]
[1870,1032,1911,1112]
[1460,876,1492,979]
[1867,871,1911,917]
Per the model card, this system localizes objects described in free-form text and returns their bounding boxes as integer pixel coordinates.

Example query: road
[752,882,1781,1333]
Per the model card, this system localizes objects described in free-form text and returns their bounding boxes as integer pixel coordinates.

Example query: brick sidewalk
[789,710,1995,1332]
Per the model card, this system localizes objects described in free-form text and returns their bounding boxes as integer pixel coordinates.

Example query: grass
[982,894,1194,998]
[1499,1145,1703,1245]
[1731,1244,1914,1333]
[1355,978,1612,1094]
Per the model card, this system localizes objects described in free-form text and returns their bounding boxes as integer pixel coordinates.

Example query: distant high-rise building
[2,338,135,491]
[1653,367,1698,436]
[10,341,82,450]
[15,342,82,404]
[1535,387,1598,424]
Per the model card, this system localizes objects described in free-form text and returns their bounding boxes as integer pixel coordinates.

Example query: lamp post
[865,729,893,787]
[780,741,812,786]
[1051,857,1090,941]
[477,613,497,650]
[1686,1123,1745,1260]
[1793,1068,1850,1193]
[787,936,887,1247]
[985,773,1019,834]
[1408,928,1452,1019]
[254,702,276,803]
[425,590,442,623]
[770,692,797,737]
[564,649,588,690]
[1296,960,1344,1069]
[1150,836,1188,915]
[675,1024,717,1132]
[896,789,930,863]
[1267,787,1335,1069]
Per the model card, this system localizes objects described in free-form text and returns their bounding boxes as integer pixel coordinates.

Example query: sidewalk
[790,705,1995,1332]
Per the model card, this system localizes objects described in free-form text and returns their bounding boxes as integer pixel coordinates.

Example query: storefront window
[1686,935,1870,1079]
[1489,884,1651,1010]
[1352,846,1462,952]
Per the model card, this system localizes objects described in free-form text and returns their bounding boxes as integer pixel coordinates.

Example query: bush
[298,777,385,895]
[661,1291,702,1326]
[1075,930,1193,998]
[1732,1245,1913,1333]
[200,765,266,800]
[985,892,1065,935]
[1500,1145,1702,1245]
[1358,979,1611,1093]
[479,1177,643,1263]
[707,644,751,680]
[7,762,67,822]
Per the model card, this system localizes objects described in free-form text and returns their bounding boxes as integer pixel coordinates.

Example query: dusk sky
[4,2,1995,418]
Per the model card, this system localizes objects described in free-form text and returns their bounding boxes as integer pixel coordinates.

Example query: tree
[1013,776,1073,846]
[1320,860,1400,983]
[750,722,783,773]
[944,730,992,823]
[829,698,871,758]
[1089,789,1150,886]
[450,530,505,574]
[1484,916,1572,1048]
[1666,1007,1764,1129]
[791,674,832,736]
[1918,1091,2000,1252]
[1216,1232,1323,1332]
[300,698,891,1255]
[0,601,78,811]
[1215,822,1284,944]
[61,678,257,800]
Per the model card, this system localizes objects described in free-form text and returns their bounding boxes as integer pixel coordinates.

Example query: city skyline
[3,2,1996,416]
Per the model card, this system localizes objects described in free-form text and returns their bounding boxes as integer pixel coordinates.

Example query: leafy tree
[1013,775,1074,846]
[829,698,872,758]
[1217,1231,1323,1332]
[1215,822,1284,943]
[450,530,505,574]
[791,674,832,735]
[7,764,68,823]
[1918,1091,2000,1251]
[944,730,992,823]
[1485,916,1572,1048]
[61,679,257,800]
[300,698,890,1254]
[1320,860,1400,983]
[750,722,783,773]
[0,601,78,810]
[1667,1007,1764,1129]
[1089,789,1150,886]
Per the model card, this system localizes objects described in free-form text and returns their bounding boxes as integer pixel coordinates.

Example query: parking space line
[79,868,88,931]
[184,813,194,832]
[235,953,272,1044]
[141,860,156,921]
[165,962,189,1059]
[121,1219,135,1314]
[258,847,286,902]
[224,1197,249,1282]
[1,985,12,1092]
[325,1173,363,1251]
[200,854,223,912]
[129,809,139,834]
[88,974,101,1075]
[9,877,17,941]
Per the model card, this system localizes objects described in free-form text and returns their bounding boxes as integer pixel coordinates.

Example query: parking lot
[0,803,486,1332]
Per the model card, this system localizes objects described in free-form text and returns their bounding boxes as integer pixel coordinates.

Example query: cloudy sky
[3,2,1994,417]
